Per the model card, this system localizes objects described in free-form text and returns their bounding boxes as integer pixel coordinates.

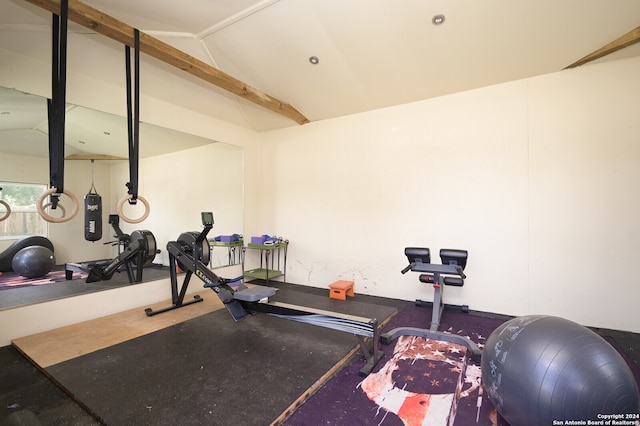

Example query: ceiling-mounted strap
[88,159,98,194]
[119,27,149,224]
[37,0,79,223]
[48,0,69,204]
[125,28,140,203]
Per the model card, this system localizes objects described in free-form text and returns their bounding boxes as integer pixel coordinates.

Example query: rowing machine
[85,228,157,283]
[66,215,158,283]
[144,212,245,317]
[145,212,384,376]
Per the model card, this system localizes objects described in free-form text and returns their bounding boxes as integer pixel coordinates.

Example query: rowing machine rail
[145,212,384,375]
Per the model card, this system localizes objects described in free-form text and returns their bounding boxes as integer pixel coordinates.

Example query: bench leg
[357,328,384,376]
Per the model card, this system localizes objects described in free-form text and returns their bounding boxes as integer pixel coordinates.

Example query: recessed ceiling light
[309,56,319,65]
[432,14,445,25]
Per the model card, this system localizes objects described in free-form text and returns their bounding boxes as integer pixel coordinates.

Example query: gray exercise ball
[11,245,55,278]
[481,315,639,425]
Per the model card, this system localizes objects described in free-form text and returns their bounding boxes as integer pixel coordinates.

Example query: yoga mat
[0,269,86,291]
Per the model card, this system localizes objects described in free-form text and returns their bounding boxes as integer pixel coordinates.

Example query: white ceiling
[1,0,640,136]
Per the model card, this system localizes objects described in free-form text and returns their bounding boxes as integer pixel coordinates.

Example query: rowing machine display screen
[201,212,214,226]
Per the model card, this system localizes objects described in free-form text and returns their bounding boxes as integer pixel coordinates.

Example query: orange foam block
[328,280,355,300]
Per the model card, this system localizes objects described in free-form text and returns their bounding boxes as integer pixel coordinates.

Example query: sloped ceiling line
[197,0,281,38]
[565,25,640,69]
[198,37,257,131]
[20,0,310,125]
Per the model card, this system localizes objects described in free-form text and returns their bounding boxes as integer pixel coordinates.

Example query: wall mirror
[0,86,244,310]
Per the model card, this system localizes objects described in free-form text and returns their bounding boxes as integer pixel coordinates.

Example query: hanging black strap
[125,29,140,203]
[47,0,69,206]
[88,160,98,195]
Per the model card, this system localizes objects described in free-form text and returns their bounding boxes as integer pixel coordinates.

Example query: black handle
[219,276,244,285]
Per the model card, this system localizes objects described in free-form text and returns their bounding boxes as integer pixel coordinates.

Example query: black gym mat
[44,286,401,425]
[0,345,98,425]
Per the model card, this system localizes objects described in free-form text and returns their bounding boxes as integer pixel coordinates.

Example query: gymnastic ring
[37,188,79,223]
[43,202,66,220]
[117,194,150,224]
[0,200,11,222]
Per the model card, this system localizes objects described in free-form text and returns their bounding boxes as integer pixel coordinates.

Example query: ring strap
[125,28,140,203]
[47,0,69,204]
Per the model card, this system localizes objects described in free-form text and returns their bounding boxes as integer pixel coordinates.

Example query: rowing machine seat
[233,285,276,302]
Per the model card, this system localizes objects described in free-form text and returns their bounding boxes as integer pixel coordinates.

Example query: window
[0,182,48,240]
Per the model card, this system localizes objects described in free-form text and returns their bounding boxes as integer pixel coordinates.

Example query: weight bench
[233,285,383,376]
[380,247,482,362]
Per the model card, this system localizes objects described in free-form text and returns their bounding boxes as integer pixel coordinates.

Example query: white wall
[108,142,245,267]
[1,47,639,347]
[258,57,640,333]
[527,60,640,329]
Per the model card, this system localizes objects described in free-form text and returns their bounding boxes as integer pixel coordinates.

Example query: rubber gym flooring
[3,281,408,425]
[2,281,639,425]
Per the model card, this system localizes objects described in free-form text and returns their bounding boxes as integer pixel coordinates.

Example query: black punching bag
[84,180,102,241]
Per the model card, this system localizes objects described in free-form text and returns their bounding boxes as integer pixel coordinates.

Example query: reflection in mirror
[0,87,244,310]
[0,86,215,159]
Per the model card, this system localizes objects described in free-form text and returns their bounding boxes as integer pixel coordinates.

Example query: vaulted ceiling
[2,0,640,132]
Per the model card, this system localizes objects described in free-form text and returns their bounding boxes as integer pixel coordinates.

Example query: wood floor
[13,294,224,368]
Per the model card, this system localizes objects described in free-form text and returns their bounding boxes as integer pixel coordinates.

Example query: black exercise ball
[482,315,639,425]
[11,245,55,278]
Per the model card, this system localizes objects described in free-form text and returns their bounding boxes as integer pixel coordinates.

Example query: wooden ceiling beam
[565,25,640,69]
[65,154,127,160]
[21,0,310,125]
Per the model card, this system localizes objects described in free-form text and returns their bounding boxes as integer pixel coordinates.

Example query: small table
[208,239,244,268]
[242,241,288,284]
